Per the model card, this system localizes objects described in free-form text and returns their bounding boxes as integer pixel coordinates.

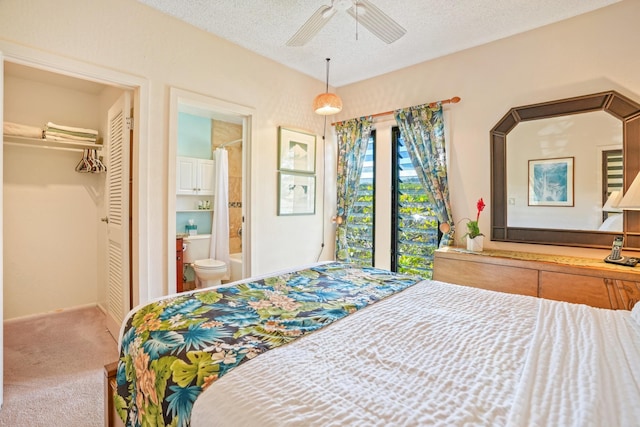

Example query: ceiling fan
[286,0,406,46]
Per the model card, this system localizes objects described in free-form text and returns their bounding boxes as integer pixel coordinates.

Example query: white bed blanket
[191,280,640,426]
[193,280,535,426]
[508,299,640,426]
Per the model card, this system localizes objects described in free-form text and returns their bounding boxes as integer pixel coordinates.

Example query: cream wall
[335,0,640,258]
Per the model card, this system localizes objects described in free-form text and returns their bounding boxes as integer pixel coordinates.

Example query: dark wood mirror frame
[491,91,640,249]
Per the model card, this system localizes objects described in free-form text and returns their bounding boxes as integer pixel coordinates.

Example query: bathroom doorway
[168,88,254,293]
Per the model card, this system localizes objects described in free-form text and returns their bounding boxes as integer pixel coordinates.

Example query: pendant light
[313,58,342,115]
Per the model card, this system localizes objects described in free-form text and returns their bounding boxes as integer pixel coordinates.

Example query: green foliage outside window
[347,183,374,267]
[344,131,439,279]
[395,181,438,278]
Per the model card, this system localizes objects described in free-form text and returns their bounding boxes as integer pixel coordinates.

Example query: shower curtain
[210,148,230,279]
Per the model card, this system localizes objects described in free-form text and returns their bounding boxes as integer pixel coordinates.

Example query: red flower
[476,198,485,221]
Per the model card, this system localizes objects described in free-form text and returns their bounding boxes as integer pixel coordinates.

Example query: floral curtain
[335,117,373,261]
[394,103,454,246]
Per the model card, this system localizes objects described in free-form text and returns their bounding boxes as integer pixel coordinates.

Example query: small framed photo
[278,172,316,216]
[528,157,574,206]
[278,127,316,173]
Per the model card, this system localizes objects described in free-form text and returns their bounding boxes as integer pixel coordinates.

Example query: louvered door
[105,92,131,338]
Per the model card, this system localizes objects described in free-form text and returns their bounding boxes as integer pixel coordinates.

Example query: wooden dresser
[433,247,640,310]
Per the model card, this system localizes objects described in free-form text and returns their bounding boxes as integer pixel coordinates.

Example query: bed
[107,261,640,426]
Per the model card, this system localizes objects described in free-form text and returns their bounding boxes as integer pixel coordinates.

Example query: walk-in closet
[3,62,128,322]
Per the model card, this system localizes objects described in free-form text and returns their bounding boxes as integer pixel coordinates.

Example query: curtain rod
[331,96,461,126]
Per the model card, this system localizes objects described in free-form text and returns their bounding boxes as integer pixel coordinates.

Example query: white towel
[44,132,97,143]
[210,148,230,280]
[3,121,43,138]
[46,121,98,135]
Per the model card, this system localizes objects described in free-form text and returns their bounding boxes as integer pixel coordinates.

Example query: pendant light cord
[325,58,330,93]
[355,1,359,40]
[316,114,328,262]
[317,58,331,261]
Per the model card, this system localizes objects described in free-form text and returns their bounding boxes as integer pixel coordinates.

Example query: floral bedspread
[115,262,421,427]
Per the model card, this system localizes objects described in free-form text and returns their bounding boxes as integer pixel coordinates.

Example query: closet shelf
[3,135,103,151]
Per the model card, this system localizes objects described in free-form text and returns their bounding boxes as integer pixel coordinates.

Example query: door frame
[0,49,4,408]
[168,88,254,293]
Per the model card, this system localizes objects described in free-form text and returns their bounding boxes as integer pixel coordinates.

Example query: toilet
[183,234,227,288]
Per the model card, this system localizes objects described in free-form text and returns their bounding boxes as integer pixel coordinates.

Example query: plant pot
[466,235,484,252]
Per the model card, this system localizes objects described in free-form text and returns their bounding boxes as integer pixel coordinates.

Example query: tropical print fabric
[335,117,373,261]
[115,262,421,427]
[394,103,454,247]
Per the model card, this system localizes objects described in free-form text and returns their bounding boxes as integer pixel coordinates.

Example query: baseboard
[4,303,101,324]
[96,302,108,315]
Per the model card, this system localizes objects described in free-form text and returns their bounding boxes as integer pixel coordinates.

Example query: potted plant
[463,198,485,251]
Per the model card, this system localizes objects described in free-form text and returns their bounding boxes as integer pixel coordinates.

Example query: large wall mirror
[491,91,640,249]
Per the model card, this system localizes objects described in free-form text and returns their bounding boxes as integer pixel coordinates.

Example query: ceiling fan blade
[347,0,406,44]
[286,5,336,46]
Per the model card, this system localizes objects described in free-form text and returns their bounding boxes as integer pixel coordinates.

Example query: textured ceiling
[135,0,620,87]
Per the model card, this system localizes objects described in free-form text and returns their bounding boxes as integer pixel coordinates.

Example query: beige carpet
[1,306,119,426]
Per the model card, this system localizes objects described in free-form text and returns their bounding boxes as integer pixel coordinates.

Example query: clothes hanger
[98,150,107,172]
[75,149,91,173]
[92,149,107,172]
[75,149,107,173]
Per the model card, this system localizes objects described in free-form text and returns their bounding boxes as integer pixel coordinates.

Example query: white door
[105,92,131,337]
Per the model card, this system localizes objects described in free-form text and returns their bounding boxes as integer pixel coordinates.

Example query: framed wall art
[528,157,574,206]
[278,127,316,173]
[277,171,316,215]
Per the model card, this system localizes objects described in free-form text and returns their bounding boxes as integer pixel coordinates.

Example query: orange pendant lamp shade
[313,92,343,115]
[314,58,342,115]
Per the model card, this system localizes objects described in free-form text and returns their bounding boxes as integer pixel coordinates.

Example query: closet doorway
[2,62,133,335]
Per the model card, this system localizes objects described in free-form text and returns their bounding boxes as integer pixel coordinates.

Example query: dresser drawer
[433,248,640,309]
[433,257,538,296]
[539,271,612,309]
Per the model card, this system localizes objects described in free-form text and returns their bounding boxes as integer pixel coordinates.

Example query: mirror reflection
[506,111,622,231]
[490,90,640,249]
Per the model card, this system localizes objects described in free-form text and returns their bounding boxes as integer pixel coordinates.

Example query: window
[346,132,375,267]
[342,127,439,277]
[391,127,439,277]
[602,149,622,221]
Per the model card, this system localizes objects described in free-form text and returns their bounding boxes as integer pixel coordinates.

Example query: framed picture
[278,171,316,215]
[528,157,574,206]
[278,127,316,173]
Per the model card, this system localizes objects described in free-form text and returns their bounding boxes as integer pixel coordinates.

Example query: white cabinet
[177,156,215,195]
